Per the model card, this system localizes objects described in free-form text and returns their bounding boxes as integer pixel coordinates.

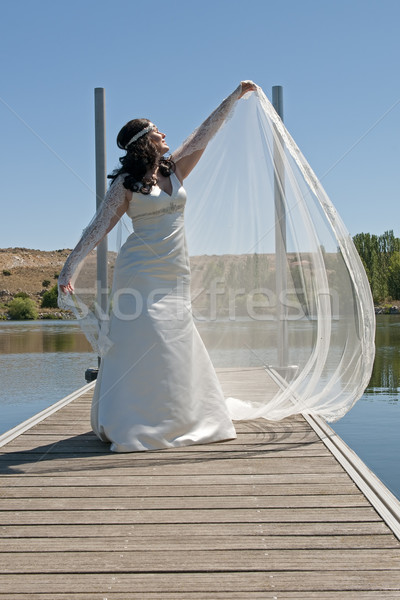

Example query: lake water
[0,321,97,433]
[0,317,399,500]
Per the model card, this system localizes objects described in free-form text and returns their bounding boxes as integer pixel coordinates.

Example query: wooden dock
[1,367,400,598]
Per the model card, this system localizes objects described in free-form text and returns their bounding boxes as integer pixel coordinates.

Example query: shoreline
[1,306,399,321]
[375,304,400,314]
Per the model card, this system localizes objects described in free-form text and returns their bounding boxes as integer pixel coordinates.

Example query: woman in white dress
[58,81,257,452]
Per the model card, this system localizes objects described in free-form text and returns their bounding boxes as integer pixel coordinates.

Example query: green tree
[371,248,387,302]
[353,230,400,302]
[41,284,58,308]
[7,298,38,320]
[353,232,374,280]
[387,253,400,300]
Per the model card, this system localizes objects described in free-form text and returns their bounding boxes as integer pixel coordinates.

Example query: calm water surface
[332,315,400,500]
[0,321,96,432]
[0,317,399,500]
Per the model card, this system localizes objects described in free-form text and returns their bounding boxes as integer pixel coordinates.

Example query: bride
[58,80,257,452]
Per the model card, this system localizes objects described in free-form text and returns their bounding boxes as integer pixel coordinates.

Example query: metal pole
[272,85,288,369]
[94,88,108,365]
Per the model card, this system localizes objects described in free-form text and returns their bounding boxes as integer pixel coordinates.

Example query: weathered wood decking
[1,367,400,598]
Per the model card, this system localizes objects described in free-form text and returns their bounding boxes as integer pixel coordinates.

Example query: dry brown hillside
[0,248,72,317]
[0,247,275,319]
[1,247,386,320]
[0,248,70,296]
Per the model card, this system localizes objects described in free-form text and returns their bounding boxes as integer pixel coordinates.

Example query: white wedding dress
[58,84,244,452]
[89,172,236,451]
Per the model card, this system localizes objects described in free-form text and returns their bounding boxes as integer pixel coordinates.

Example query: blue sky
[1,0,399,251]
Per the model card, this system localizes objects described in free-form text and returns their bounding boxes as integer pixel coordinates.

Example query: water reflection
[0,321,95,434]
[2,316,399,392]
[368,315,400,394]
[0,321,92,354]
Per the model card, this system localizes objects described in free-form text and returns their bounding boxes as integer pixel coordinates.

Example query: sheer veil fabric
[59,84,375,424]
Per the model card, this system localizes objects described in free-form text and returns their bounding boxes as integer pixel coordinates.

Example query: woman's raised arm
[172,81,257,181]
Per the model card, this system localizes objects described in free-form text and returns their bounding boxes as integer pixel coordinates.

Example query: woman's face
[148,125,169,155]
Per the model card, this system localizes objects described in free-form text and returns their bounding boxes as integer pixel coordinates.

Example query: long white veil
[65,85,375,423]
[183,87,375,422]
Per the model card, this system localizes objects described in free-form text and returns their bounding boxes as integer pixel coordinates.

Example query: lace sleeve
[172,84,243,162]
[58,175,127,287]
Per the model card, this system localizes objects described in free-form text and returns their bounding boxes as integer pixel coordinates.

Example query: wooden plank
[2,437,325,452]
[0,456,346,477]
[1,571,400,594]
[0,521,391,538]
[1,594,400,600]
[0,507,381,525]
[0,443,333,458]
[1,533,399,552]
[0,472,354,486]
[0,483,361,498]
[2,431,323,452]
[0,594,399,600]
[1,548,400,573]
[0,493,370,511]
[5,425,314,437]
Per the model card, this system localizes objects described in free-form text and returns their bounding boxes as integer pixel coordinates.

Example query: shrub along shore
[0,287,72,321]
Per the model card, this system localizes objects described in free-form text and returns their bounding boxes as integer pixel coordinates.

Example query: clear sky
[1,0,399,251]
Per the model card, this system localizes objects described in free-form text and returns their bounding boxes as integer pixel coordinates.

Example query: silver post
[272,85,288,371]
[94,88,108,365]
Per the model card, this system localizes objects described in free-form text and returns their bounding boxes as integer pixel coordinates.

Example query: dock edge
[0,381,96,449]
[304,412,400,541]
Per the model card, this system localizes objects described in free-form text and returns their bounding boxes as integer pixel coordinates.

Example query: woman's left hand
[59,282,74,294]
[239,80,257,98]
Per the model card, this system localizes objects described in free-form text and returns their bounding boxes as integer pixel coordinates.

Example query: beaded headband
[125,125,155,149]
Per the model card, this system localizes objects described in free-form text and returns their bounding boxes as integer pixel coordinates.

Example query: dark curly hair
[108,118,175,195]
